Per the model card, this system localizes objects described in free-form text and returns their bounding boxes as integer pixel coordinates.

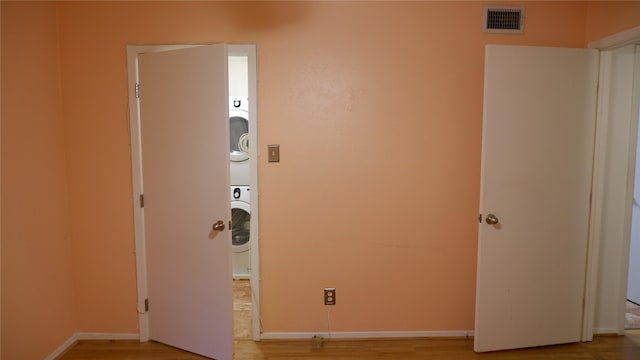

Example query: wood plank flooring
[58,280,640,359]
[58,333,640,360]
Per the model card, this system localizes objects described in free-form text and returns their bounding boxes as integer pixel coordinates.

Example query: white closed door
[475,45,599,352]
[138,45,233,359]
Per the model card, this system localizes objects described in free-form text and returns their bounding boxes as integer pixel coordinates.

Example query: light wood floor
[627,301,640,329]
[57,333,640,360]
[58,280,640,359]
[233,279,252,339]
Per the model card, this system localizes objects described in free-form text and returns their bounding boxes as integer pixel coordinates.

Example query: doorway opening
[584,37,640,339]
[228,49,259,340]
[597,42,640,334]
[126,44,261,347]
[611,43,640,333]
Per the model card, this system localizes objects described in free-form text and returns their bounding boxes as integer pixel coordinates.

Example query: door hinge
[135,83,140,99]
[140,194,144,208]
[144,298,149,312]
[478,214,482,223]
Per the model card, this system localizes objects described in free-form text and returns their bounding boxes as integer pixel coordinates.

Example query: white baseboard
[46,332,139,360]
[48,330,470,357]
[260,330,474,340]
[45,334,78,360]
[593,327,623,335]
[75,332,139,340]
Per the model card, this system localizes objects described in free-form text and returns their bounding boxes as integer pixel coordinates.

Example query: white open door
[475,45,599,352]
[138,45,233,359]
[629,112,640,305]
[628,46,640,306]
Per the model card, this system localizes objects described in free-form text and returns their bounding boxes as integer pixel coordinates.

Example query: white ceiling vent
[483,5,525,34]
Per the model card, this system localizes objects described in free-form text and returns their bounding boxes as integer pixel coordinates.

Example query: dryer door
[231,200,251,253]
[230,108,249,162]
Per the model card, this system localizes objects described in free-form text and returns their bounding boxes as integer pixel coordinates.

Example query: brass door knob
[212,220,226,232]
[486,214,499,225]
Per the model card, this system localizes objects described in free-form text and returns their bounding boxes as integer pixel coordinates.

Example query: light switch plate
[268,144,280,162]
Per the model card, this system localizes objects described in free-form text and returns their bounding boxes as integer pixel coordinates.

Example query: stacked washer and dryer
[229,96,251,279]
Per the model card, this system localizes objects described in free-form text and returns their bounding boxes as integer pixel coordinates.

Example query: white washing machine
[231,186,251,278]
[229,97,250,186]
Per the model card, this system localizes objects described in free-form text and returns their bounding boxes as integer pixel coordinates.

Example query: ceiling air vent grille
[483,5,524,34]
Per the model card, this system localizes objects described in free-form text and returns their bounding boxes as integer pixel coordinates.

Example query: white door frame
[585,27,640,340]
[126,43,261,342]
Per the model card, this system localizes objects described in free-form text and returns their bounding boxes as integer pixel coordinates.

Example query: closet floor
[627,301,640,329]
[234,279,252,339]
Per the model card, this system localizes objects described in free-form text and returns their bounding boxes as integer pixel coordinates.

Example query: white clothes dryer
[229,96,249,162]
[229,97,250,185]
[231,186,251,278]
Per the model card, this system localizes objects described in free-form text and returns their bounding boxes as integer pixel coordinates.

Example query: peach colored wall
[55,1,592,334]
[2,2,638,356]
[1,2,77,359]
[585,1,640,44]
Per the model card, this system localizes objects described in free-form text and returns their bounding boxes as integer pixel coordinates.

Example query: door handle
[485,214,499,225]
[212,220,226,232]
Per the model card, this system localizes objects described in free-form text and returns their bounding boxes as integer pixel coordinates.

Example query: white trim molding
[46,333,139,360]
[75,332,139,340]
[588,25,640,50]
[582,49,612,342]
[593,328,620,335]
[260,330,475,340]
[45,334,77,360]
[587,43,640,337]
[584,29,640,341]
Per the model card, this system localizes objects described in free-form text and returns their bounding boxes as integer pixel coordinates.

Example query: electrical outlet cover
[324,288,336,305]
